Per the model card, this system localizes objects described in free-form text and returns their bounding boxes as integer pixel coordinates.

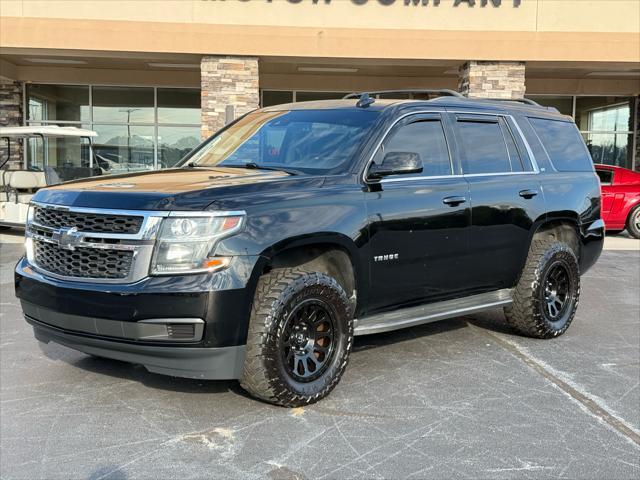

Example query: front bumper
[15,254,264,379]
[15,255,261,348]
[28,313,245,379]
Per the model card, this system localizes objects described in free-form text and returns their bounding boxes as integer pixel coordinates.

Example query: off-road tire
[240,268,353,407]
[504,239,580,339]
[626,204,640,239]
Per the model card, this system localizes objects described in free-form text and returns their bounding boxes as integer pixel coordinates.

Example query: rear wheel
[240,268,353,407]
[504,239,580,339]
[626,205,640,239]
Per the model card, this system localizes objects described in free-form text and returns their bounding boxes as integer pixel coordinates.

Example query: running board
[354,289,513,336]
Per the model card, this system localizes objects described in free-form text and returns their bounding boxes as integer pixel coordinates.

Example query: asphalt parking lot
[1,231,639,480]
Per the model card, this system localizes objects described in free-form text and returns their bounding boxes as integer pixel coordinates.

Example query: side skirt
[354,289,513,336]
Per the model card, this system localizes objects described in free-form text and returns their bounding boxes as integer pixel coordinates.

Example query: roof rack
[343,89,464,100]
[483,97,541,107]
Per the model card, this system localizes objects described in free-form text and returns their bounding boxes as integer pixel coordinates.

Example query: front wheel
[626,205,640,239]
[240,268,353,407]
[504,239,580,339]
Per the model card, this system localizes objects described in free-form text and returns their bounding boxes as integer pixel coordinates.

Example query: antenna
[356,93,376,108]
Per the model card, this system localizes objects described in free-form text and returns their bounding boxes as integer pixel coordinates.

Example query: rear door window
[528,117,593,172]
[456,116,512,174]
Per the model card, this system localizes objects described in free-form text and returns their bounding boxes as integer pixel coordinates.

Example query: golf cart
[0,126,98,229]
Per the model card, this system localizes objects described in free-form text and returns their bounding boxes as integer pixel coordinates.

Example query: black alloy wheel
[281,300,336,382]
[542,261,574,322]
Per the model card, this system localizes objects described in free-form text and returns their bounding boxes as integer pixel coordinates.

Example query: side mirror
[368,151,423,179]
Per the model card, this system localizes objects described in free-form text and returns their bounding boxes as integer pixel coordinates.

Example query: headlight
[150,213,244,275]
[25,205,34,262]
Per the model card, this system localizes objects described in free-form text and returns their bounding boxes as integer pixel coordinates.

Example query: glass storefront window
[157,88,201,124]
[93,125,155,175]
[295,91,349,102]
[92,86,154,123]
[27,84,90,122]
[525,95,573,117]
[262,91,294,107]
[158,126,201,169]
[575,97,633,132]
[582,132,632,168]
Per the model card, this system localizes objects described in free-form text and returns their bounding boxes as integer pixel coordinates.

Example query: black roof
[261,96,563,117]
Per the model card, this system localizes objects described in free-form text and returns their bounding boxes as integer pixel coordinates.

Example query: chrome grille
[34,240,134,279]
[34,205,143,234]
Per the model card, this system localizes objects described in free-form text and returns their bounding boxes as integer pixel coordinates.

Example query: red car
[595,164,640,239]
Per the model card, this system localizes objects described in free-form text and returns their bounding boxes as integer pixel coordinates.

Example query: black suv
[15,90,604,407]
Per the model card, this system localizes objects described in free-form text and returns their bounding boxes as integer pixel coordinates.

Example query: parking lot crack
[470,323,640,448]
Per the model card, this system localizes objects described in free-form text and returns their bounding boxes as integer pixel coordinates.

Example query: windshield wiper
[222,163,301,176]
[182,162,217,169]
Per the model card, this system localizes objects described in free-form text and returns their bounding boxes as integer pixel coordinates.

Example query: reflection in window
[157,88,201,124]
[26,133,95,182]
[187,109,379,175]
[575,97,633,132]
[27,84,90,122]
[92,87,154,123]
[457,121,512,174]
[530,118,594,172]
[381,120,452,176]
[158,126,201,168]
[93,125,155,175]
[582,133,632,167]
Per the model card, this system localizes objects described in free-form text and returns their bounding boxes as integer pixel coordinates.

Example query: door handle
[442,196,467,206]
[519,189,538,199]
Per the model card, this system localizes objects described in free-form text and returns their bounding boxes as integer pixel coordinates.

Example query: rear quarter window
[595,169,614,185]
[528,117,594,172]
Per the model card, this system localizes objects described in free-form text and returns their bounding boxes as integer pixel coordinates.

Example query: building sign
[203,0,522,6]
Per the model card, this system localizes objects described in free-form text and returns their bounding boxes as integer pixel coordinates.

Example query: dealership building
[0,0,639,177]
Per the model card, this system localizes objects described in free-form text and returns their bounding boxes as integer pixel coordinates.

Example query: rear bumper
[27,313,246,380]
[580,218,605,274]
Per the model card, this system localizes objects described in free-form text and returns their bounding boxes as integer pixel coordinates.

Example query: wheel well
[264,244,357,309]
[533,221,580,255]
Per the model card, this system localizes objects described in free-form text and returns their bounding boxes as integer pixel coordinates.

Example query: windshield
[182,109,379,175]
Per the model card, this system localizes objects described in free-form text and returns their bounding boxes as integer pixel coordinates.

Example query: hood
[33,167,324,211]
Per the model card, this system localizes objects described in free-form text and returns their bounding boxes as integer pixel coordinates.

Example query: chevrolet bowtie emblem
[52,227,83,251]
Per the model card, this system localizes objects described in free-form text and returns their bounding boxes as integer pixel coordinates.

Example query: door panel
[452,113,545,292]
[366,177,471,311]
[364,114,471,312]
[464,174,545,291]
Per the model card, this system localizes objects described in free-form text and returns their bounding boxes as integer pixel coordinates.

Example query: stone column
[0,78,24,169]
[200,56,260,140]
[458,61,526,99]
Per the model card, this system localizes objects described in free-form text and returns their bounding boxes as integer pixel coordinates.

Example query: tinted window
[381,120,452,176]
[595,169,614,185]
[27,84,90,122]
[457,120,511,174]
[185,109,378,175]
[529,118,593,172]
[500,121,524,172]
